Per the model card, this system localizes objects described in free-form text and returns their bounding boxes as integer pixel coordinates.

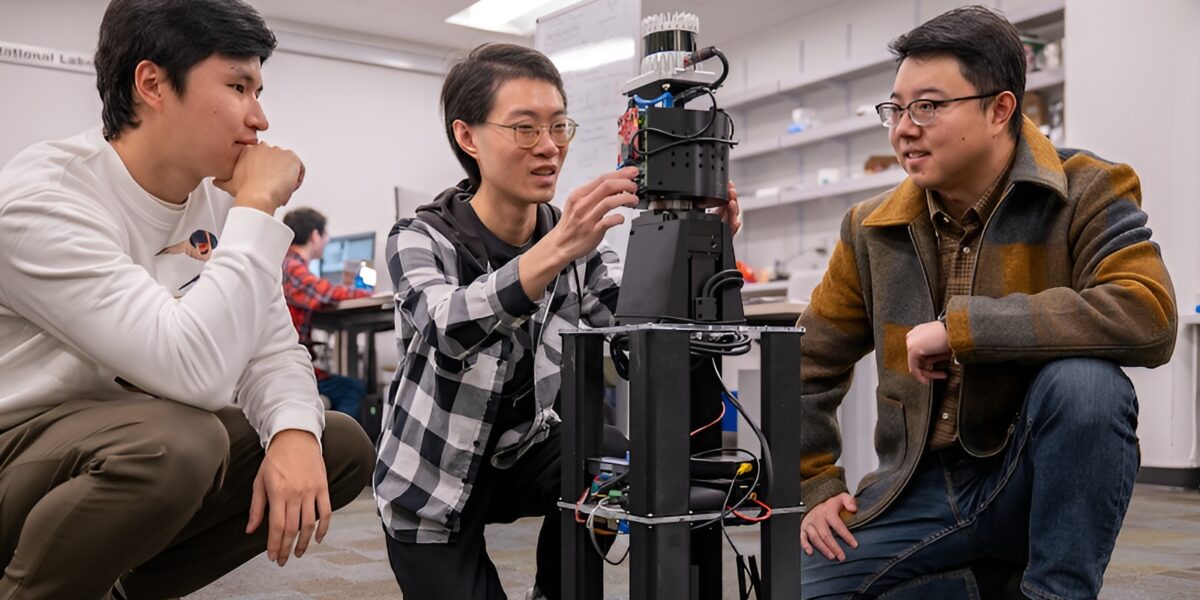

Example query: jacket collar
[863,117,1068,228]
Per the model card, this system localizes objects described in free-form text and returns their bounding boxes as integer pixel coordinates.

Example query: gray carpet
[183,484,1200,599]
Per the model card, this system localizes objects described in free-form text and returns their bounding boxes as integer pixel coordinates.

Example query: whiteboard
[536,0,642,259]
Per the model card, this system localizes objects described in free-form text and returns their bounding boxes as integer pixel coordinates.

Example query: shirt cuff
[262,404,326,452]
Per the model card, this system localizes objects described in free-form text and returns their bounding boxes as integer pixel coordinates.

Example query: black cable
[711,358,774,499]
[747,556,763,597]
[691,328,753,357]
[693,338,751,354]
[587,496,629,565]
[608,333,630,380]
[700,270,739,300]
[721,518,743,560]
[707,48,729,91]
[608,329,752,382]
[708,276,745,299]
[646,135,735,156]
[701,268,743,299]
[692,469,740,531]
[640,89,719,140]
[690,447,761,530]
[691,333,753,357]
[639,90,736,158]
[678,47,730,99]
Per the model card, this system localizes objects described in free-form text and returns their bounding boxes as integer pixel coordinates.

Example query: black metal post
[560,332,605,600]
[344,330,361,381]
[691,358,725,600]
[760,330,803,599]
[628,328,693,600]
[365,329,378,392]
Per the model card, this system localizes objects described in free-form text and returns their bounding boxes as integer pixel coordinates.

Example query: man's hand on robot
[708,181,742,235]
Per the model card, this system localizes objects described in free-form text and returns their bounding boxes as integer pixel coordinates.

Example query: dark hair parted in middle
[95,0,277,141]
[439,43,567,190]
[283,208,328,246]
[888,5,1026,140]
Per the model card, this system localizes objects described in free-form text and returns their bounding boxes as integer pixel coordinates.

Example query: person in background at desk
[282,207,373,420]
[377,43,740,600]
[0,0,375,598]
[798,6,1176,600]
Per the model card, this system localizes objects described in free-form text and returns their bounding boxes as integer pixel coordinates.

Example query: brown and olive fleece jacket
[799,118,1177,528]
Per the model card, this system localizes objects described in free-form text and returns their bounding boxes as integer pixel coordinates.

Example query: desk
[744,299,807,325]
[310,295,394,392]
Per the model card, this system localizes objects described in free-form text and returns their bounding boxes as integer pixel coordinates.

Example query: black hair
[888,5,1026,139]
[440,43,567,190]
[283,208,327,246]
[95,0,277,140]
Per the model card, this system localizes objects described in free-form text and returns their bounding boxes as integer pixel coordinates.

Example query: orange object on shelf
[864,155,900,173]
[736,260,757,283]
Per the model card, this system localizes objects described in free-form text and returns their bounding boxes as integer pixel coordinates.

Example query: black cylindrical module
[639,106,731,206]
[642,30,696,57]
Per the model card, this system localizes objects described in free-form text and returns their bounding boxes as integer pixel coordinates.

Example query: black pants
[386,423,563,600]
[387,423,627,600]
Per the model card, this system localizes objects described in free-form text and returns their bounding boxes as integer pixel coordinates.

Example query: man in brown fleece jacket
[798,7,1176,600]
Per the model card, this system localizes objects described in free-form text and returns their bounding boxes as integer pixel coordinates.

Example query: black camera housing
[637,106,732,208]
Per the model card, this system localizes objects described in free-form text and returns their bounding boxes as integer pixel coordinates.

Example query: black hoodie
[409,179,560,286]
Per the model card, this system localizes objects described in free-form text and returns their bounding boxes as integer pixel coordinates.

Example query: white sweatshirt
[0,127,323,445]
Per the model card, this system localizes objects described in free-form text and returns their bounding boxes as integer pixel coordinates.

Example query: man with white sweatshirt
[0,1,374,598]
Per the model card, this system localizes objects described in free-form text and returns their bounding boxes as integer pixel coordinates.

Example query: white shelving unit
[733,68,1064,165]
[727,0,1066,213]
[732,114,879,161]
[722,51,895,112]
[739,169,907,211]
[1026,67,1065,92]
[783,169,907,203]
[722,0,1063,112]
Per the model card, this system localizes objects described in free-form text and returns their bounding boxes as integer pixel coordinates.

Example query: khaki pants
[0,397,375,599]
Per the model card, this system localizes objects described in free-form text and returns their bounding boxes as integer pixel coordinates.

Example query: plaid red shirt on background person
[282,248,371,350]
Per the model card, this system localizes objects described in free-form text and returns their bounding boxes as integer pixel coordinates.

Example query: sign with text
[0,40,94,74]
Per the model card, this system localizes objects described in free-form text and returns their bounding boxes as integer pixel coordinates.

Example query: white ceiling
[245,0,844,54]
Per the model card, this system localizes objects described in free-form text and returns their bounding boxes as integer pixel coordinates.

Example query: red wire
[690,397,726,436]
[575,482,594,524]
[731,497,773,523]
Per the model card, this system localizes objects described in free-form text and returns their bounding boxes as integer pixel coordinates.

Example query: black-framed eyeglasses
[486,119,578,148]
[874,91,1005,128]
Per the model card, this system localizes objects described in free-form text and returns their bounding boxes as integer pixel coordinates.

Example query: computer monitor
[310,232,376,285]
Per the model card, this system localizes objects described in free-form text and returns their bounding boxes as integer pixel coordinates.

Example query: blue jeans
[317,374,366,420]
[801,358,1140,600]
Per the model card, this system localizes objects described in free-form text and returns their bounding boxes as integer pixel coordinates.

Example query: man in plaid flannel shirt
[281,207,372,419]
[377,44,739,600]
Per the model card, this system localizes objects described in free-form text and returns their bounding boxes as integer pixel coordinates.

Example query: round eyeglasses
[874,91,1004,128]
[487,119,578,148]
